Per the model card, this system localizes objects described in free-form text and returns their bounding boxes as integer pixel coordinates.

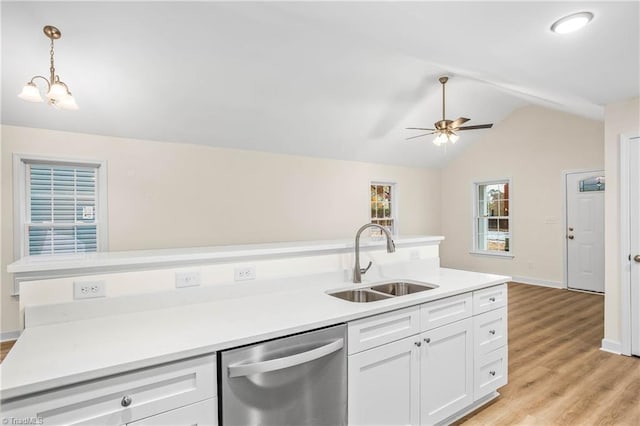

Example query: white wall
[439,106,604,285]
[603,97,640,347]
[1,125,441,335]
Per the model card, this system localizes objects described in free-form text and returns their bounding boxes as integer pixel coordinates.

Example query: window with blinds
[27,163,99,255]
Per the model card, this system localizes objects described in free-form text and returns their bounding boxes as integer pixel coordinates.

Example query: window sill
[469,250,514,259]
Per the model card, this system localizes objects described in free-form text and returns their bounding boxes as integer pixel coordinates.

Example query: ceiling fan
[406,76,493,146]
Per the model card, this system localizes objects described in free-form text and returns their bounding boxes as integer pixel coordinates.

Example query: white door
[348,335,421,426]
[630,139,640,356]
[566,171,605,292]
[420,318,473,426]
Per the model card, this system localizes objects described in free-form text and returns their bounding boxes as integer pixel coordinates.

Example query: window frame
[12,154,109,260]
[369,180,399,237]
[471,178,514,258]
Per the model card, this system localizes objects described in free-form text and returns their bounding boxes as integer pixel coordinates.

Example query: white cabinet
[348,336,420,426]
[1,355,217,426]
[347,284,508,426]
[127,398,217,425]
[420,318,473,425]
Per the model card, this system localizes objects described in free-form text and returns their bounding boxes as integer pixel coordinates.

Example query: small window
[14,155,108,257]
[474,180,511,254]
[370,182,396,236]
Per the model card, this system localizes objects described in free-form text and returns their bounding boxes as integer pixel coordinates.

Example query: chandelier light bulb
[18,82,44,103]
[47,82,69,101]
[57,94,79,111]
[449,133,460,143]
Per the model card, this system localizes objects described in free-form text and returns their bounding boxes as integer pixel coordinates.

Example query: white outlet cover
[175,271,201,288]
[234,265,256,281]
[74,280,106,300]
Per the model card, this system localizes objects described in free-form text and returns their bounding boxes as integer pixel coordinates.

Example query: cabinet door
[348,335,420,426]
[127,398,216,425]
[420,318,473,426]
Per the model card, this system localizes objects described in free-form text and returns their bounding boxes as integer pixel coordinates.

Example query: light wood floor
[0,339,16,363]
[456,282,640,426]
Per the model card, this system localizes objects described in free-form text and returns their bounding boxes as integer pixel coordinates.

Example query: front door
[566,171,605,293]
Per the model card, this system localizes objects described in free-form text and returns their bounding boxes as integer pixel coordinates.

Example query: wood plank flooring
[456,282,640,426]
[0,339,16,363]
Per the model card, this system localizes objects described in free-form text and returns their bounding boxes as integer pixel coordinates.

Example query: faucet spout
[353,223,396,283]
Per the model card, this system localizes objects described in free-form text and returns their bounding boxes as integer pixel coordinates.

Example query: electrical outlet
[175,271,201,288]
[409,249,420,261]
[234,265,256,281]
[74,280,106,300]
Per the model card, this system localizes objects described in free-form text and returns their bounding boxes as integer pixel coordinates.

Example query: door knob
[568,235,575,240]
[634,255,640,263]
[568,227,574,231]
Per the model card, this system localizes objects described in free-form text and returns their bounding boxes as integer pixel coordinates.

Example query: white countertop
[0,266,509,400]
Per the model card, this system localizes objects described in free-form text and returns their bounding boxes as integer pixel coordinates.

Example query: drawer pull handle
[424,338,431,344]
[489,371,496,376]
[121,395,132,407]
[415,341,422,347]
[489,297,496,302]
[489,329,496,335]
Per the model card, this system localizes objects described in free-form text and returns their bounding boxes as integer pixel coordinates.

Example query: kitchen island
[2,237,510,425]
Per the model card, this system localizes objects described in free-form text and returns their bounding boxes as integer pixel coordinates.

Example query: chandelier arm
[29,75,51,91]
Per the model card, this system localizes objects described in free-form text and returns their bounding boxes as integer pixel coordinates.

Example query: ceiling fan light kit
[406,76,493,146]
[551,11,594,34]
[18,25,78,110]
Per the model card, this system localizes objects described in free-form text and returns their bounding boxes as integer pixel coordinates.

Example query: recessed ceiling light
[551,12,594,34]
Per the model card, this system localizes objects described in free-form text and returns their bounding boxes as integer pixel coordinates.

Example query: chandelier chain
[49,38,56,83]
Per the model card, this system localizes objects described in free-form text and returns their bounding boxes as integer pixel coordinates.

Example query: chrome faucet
[353,223,396,283]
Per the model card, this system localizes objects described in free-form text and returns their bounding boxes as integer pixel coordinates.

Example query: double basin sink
[329,280,438,303]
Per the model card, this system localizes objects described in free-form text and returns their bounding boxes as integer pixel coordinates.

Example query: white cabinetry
[420,318,473,425]
[1,355,217,426]
[127,399,216,425]
[348,335,420,426]
[347,284,508,426]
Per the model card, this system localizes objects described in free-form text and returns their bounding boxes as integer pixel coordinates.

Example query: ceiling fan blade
[449,117,470,129]
[405,132,436,140]
[457,124,494,131]
[406,127,436,131]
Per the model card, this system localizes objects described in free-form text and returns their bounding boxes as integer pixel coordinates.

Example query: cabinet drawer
[473,284,507,315]
[420,293,472,331]
[474,346,508,400]
[474,307,507,356]
[2,354,217,426]
[348,306,420,354]
[127,398,217,425]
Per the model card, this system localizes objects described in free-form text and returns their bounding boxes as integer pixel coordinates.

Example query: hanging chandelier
[18,25,78,110]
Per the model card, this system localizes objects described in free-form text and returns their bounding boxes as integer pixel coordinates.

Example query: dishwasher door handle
[227,339,344,378]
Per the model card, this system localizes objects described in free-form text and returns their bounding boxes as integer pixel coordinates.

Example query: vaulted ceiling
[2,1,638,168]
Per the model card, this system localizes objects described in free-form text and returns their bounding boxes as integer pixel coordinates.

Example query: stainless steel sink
[369,281,437,296]
[329,289,392,303]
[328,279,438,302]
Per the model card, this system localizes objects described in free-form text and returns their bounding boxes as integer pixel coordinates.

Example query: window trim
[470,178,513,258]
[369,180,399,236]
[12,154,109,261]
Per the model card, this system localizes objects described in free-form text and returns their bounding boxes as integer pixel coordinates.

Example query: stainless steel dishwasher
[219,324,346,425]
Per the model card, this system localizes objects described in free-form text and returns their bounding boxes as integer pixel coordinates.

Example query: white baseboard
[1,330,21,342]
[510,276,564,289]
[600,338,622,355]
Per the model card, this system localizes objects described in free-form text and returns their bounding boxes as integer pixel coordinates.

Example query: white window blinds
[27,163,99,255]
